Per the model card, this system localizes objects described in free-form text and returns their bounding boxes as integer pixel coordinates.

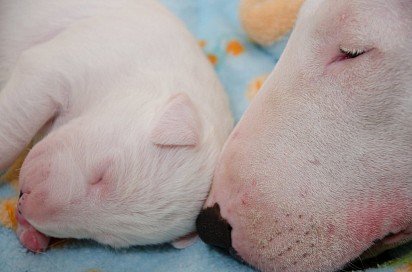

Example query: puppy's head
[18,93,223,247]
[197,0,412,271]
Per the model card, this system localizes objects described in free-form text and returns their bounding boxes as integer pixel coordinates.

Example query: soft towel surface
[0,1,410,271]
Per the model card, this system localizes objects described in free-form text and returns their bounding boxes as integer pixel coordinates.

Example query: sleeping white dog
[0,0,233,252]
[197,0,411,271]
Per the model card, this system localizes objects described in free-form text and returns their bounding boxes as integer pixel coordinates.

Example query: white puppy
[0,0,233,252]
[197,0,411,271]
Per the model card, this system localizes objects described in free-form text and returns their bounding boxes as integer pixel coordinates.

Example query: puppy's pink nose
[196,203,233,250]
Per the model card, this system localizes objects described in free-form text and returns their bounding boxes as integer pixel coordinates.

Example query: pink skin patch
[16,210,50,253]
[346,193,410,252]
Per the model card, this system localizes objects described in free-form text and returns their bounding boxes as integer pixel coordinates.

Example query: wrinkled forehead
[296,0,409,48]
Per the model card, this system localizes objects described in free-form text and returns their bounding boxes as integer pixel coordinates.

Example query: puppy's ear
[171,232,199,249]
[150,93,201,147]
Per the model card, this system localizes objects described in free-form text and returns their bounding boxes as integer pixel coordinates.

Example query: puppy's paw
[171,232,198,249]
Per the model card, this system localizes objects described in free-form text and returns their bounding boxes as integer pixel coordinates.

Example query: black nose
[196,203,232,250]
[19,191,23,199]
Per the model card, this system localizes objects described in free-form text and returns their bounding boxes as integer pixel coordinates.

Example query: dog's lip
[340,228,412,271]
[228,247,248,264]
[378,228,412,245]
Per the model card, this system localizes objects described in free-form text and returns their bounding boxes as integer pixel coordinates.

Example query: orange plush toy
[240,0,304,46]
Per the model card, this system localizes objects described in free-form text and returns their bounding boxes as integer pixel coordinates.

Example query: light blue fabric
[0,1,410,271]
[160,0,277,122]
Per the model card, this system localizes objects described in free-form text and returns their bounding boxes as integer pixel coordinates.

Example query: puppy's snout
[196,203,233,250]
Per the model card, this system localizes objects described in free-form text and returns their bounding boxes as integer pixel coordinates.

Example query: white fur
[0,0,233,248]
[202,0,411,271]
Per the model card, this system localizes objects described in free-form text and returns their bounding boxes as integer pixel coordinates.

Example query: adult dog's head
[197,0,412,271]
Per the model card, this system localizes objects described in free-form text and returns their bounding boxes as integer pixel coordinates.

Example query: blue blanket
[0,1,410,271]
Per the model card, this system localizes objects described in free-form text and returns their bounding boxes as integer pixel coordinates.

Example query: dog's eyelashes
[340,47,366,59]
[330,46,374,65]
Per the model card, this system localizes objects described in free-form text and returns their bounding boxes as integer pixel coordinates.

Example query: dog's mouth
[341,228,412,271]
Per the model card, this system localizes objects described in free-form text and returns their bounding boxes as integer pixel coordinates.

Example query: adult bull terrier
[197,0,412,271]
[0,0,233,252]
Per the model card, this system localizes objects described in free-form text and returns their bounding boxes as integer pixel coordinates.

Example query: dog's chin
[364,228,412,257]
[341,229,412,271]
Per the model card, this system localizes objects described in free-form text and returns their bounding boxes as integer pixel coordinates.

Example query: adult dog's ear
[150,93,201,147]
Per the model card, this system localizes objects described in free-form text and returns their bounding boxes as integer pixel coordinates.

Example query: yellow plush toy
[240,0,304,45]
